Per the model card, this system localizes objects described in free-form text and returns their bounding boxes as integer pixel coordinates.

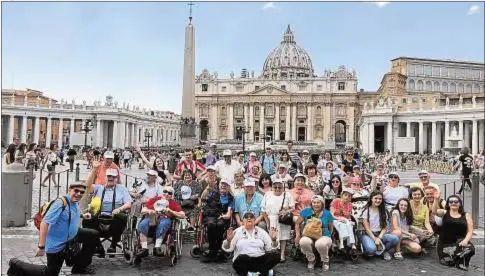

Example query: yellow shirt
[195,150,204,160]
[411,204,429,229]
[408,182,440,191]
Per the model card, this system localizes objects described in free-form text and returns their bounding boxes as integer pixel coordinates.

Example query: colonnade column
[444,120,449,148]
[112,121,118,148]
[21,116,28,143]
[46,117,52,146]
[58,118,63,148]
[249,105,254,141]
[34,117,40,145]
[228,104,234,139]
[131,123,136,147]
[7,115,15,144]
[96,119,102,147]
[431,121,437,154]
[307,105,313,141]
[418,121,424,154]
[464,122,470,148]
[274,104,280,140]
[291,104,297,141]
[472,120,478,155]
[285,104,291,141]
[244,104,249,130]
[259,104,264,140]
[406,122,411,138]
[387,122,393,154]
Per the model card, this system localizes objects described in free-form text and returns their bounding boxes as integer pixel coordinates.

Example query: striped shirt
[287,152,302,177]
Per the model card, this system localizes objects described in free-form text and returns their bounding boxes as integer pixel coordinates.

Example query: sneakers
[394,251,404,260]
[137,248,149,258]
[153,247,163,257]
[457,263,469,271]
[322,262,330,271]
[71,266,95,274]
[307,260,315,271]
[383,252,392,261]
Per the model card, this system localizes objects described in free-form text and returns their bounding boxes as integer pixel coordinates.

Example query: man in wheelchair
[84,162,133,257]
[135,186,185,260]
[200,177,235,263]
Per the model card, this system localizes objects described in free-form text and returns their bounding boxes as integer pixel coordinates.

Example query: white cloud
[372,2,390,8]
[468,5,480,15]
[262,2,276,10]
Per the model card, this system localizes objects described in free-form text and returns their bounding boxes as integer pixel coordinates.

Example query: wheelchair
[329,215,364,263]
[190,209,233,261]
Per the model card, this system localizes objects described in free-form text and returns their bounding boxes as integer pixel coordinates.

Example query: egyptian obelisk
[180,3,197,148]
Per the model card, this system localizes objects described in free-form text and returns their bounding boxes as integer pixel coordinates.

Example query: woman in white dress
[261,180,295,262]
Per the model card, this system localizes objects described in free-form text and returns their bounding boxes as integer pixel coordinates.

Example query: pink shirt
[290,188,314,216]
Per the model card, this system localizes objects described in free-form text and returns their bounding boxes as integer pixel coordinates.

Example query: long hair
[445,195,465,214]
[27,143,37,152]
[393,198,413,226]
[365,191,388,229]
[328,174,343,196]
[6,144,16,162]
[17,143,27,153]
[258,174,272,188]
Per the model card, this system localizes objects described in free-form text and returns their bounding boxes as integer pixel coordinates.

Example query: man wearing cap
[406,170,440,191]
[214,149,243,184]
[8,182,99,275]
[271,163,294,187]
[370,163,388,191]
[234,179,265,229]
[200,177,235,262]
[260,147,276,176]
[174,148,206,181]
[204,143,218,167]
[132,170,165,202]
[83,157,133,256]
[232,171,245,196]
[93,151,121,185]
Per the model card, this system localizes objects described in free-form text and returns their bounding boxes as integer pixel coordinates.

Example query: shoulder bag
[278,192,294,226]
[62,198,81,267]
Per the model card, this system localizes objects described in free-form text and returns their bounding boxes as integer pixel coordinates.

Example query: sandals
[394,251,404,260]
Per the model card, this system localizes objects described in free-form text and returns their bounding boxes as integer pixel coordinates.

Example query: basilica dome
[262,25,315,79]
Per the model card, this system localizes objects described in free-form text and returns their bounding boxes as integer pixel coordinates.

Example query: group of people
[5,139,480,276]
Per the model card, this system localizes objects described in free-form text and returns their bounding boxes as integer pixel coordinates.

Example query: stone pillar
[112,121,118,148]
[423,124,428,153]
[444,120,449,147]
[479,120,485,150]
[7,115,15,144]
[307,105,313,141]
[472,120,478,155]
[369,122,375,154]
[46,117,52,146]
[119,121,126,148]
[211,105,218,140]
[464,122,470,148]
[249,104,254,141]
[274,103,280,141]
[21,116,28,143]
[431,121,437,154]
[459,120,464,140]
[406,122,411,137]
[291,104,297,141]
[418,121,424,154]
[228,104,234,139]
[57,118,63,148]
[259,104,265,140]
[285,104,291,141]
[131,123,136,146]
[96,119,102,147]
[34,117,40,145]
[69,119,75,147]
[387,122,393,153]
[244,104,249,130]
[436,122,442,150]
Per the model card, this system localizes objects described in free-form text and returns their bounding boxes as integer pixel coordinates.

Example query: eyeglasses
[73,189,85,195]
[163,190,173,195]
[273,186,283,189]
[448,200,460,204]
[107,175,116,179]
[419,176,428,179]
[243,214,255,220]
[347,153,353,156]
[389,176,399,179]
[332,180,340,183]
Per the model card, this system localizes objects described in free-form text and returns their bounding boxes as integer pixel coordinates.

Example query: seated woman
[305,164,324,195]
[409,187,435,250]
[349,177,370,221]
[360,191,399,261]
[135,186,185,261]
[222,211,280,276]
[295,195,334,272]
[390,198,421,260]
[383,172,409,212]
[290,173,314,221]
[321,161,335,186]
[330,188,357,252]
[258,174,273,195]
[173,169,202,231]
[322,174,343,209]
[432,193,475,271]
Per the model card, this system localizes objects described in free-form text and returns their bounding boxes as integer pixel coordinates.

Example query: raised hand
[92,155,102,168]
[269,227,278,241]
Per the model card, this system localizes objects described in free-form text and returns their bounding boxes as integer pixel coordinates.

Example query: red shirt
[145,196,182,219]
[175,160,206,176]
[330,198,352,219]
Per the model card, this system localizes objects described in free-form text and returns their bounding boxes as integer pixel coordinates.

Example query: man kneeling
[222,211,280,276]
[135,186,185,262]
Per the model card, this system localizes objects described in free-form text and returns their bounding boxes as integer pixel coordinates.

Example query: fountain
[442,125,462,155]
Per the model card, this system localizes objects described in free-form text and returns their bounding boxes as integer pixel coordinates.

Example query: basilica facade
[194,25,360,148]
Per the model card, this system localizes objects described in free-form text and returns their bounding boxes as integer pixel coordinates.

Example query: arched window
[442,82,448,92]
[450,83,456,93]
[433,81,440,92]
[474,84,480,93]
[425,81,432,91]
[408,79,415,91]
[417,80,424,91]
[458,83,464,93]
[466,84,472,93]
[316,106,322,115]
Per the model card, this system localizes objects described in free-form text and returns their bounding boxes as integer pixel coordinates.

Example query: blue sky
[2,1,484,113]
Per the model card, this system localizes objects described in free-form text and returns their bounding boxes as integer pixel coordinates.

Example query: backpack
[33,196,68,230]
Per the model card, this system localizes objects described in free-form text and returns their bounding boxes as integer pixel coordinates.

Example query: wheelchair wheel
[175,227,183,258]
[190,245,202,258]
[170,245,177,266]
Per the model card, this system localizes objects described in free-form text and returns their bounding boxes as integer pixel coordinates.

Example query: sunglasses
[332,180,340,183]
[420,176,428,179]
[273,186,283,189]
[389,176,399,179]
[347,153,353,156]
[448,200,460,204]
[163,190,173,195]
[73,188,85,195]
[107,175,116,178]
[243,214,255,219]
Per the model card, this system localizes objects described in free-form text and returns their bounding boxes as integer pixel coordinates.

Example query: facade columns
[285,104,290,141]
[291,104,297,141]
[21,116,28,143]
[444,120,449,146]
[274,104,280,140]
[472,120,478,155]
[69,119,75,147]
[58,118,63,148]
[459,120,464,140]
[112,121,118,148]
[249,104,254,141]
[34,117,40,145]
[228,104,234,139]
[96,119,102,147]
[406,122,411,137]
[7,115,15,144]
[244,104,249,130]
[479,120,485,150]
[431,121,437,154]
[307,105,313,141]
[131,123,135,147]
[368,122,375,154]
[211,105,218,140]
[259,104,264,140]
[464,122,470,148]
[120,121,126,148]
[436,122,442,150]
[418,121,424,154]
[46,117,52,146]
[387,122,393,153]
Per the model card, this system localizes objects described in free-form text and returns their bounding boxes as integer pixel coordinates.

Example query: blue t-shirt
[234,192,264,217]
[92,184,132,215]
[43,196,80,253]
[220,193,235,210]
[299,207,334,237]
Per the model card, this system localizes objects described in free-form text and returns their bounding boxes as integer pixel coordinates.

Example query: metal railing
[36,167,72,215]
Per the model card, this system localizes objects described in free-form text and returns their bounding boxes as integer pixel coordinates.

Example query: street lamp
[144,129,153,149]
[81,120,93,149]
[236,126,251,153]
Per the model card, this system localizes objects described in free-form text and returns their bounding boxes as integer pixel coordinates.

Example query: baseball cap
[278,163,286,168]
[146,170,158,176]
[243,179,256,187]
[303,150,309,154]
[104,151,114,159]
[353,164,361,169]
[294,173,307,180]
[388,171,400,178]
[376,163,385,168]
[210,143,217,147]
[223,149,232,156]
[249,152,256,157]
[243,210,256,219]
[69,182,87,189]
[206,165,216,172]
[342,188,354,195]
[106,168,118,177]
[220,177,232,185]
[418,170,429,175]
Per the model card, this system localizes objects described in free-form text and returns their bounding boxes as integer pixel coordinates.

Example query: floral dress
[306,174,324,195]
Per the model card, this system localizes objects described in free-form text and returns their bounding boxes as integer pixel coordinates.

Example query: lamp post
[63,128,69,148]
[81,120,93,149]
[144,129,153,149]
[236,126,251,153]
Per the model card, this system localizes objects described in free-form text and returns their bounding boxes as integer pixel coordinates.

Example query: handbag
[62,200,81,267]
[181,199,195,209]
[302,213,323,240]
[278,192,294,225]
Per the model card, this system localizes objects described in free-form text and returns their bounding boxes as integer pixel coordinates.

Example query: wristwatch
[38,245,45,249]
